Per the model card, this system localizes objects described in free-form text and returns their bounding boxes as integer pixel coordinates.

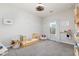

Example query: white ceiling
[0,3,75,18]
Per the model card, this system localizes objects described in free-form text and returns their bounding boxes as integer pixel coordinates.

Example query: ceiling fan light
[36,5,44,11]
[36,3,45,11]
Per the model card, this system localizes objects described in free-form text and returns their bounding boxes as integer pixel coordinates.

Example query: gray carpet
[5,40,74,56]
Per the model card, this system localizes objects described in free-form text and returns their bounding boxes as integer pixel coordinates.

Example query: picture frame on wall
[2,19,13,25]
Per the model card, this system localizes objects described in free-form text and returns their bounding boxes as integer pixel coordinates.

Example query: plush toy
[11,40,20,48]
[40,34,47,40]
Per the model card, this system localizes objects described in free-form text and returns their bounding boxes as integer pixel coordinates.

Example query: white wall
[42,9,75,44]
[0,4,75,45]
[0,4,42,43]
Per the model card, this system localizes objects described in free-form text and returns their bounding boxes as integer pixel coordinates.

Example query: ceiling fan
[36,3,45,11]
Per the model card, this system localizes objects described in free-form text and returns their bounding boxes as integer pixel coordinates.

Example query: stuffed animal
[11,40,20,48]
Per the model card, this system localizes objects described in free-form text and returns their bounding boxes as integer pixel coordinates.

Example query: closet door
[60,20,70,40]
[59,20,75,44]
[50,21,57,40]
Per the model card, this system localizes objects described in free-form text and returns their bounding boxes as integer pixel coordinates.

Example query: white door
[50,21,57,40]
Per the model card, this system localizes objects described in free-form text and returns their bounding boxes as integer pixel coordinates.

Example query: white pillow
[0,43,8,55]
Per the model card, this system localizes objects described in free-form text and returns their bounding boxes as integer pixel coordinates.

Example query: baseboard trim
[48,39,75,45]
